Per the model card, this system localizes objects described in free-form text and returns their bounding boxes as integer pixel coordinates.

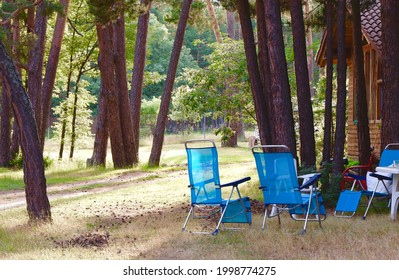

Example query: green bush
[8,154,54,170]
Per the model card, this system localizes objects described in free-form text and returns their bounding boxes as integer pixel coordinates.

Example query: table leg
[391,174,399,221]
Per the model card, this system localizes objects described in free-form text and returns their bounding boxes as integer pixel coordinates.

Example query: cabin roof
[316,0,381,67]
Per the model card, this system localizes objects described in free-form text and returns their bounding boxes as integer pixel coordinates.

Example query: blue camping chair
[182,140,252,235]
[252,145,326,234]
[335,143,399,219]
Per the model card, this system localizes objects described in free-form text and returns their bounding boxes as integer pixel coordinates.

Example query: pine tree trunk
[305,0,314,86]
[237,0,271,146]
[130,0,151,163]
[290,0,316,168]
[333,0,347,174]
[352,0,371,165]
[264,0,297,156]
[97,23,127,168]
[381,0,399,149]
[149,0,193,166]
[256,0,273,144]
[41,0,70,149]
[0,41,51,223]
[322,0,334,164]
[69,92,78,159]
[27,3,47,135]
[226,11,235,39]
[0,85,11,167]
[205,0,222,43]
[88,83,108,167]
[113,14,137,166]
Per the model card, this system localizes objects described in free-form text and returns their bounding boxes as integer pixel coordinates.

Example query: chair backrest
[380,143,399,166]
[185,140,222,204]
[252,145,302,205]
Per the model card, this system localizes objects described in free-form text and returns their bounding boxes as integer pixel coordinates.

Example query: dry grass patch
[2,156,399,260]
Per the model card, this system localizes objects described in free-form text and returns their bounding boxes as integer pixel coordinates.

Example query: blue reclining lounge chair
[182,140,252,235]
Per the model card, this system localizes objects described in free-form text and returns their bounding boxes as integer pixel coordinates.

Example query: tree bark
[226,11,235,39]
[0,84,11,167]
[381,0,399,149]
[264,0,297,156]
[205,0,222,43]
[88,82,108,166]
[0,41,51,223]
[305,0,314,85]
[149,0,193,166]
[40,0,70,149]
[289,0,316,168]
[113,13,137,166]
[96,23,127,168]
[333,0,347,174]
[322,0,334,164]
[256,0,273,143]
[130,0,151,163]
[237,0,271,146]
[351,0,371,165]
[27,2,47,134]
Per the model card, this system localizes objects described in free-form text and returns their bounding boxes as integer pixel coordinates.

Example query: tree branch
[0,0,44,26]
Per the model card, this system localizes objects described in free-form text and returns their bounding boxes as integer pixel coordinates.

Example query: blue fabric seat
[252,145,325,234]
[182,140,251,235]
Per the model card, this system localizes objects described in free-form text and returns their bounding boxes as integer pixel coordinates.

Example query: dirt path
[0,170,168,211]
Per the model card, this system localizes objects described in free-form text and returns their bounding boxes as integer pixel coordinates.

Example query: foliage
[140,97,161,136]
[8,154,54,170]
[143,14,199,99]
[171,38,255,134]
[52,80,97,145]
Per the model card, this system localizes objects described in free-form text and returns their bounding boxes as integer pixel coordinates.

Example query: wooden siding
[346,59,382,161]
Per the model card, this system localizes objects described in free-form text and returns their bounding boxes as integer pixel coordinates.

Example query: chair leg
[182,206,193,232]
[262,207,268,230]
[363,189,377,220]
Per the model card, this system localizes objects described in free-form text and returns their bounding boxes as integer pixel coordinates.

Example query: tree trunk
[237,0,271,146]
[40,0,70,149]
[264,0,297,156]
[88,82,108,167]
[0,85,11,167]
[113,13,137,166]
[290,0,316,168]
[226,11,235,39]
[69,92,78,159]
[256,0,273,143]
[0,41,51,223]
[149,0,193,166]
[333,0,347,175]
[27,2,47,134]
[305,0,314,86]
[130,0,151,163]
[352,0,371,165]
[97,23,127,168]
[205,0,222,43]
[381,0,399,149]
[322,0,334,164]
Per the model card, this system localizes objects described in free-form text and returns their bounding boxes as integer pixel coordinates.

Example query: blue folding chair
[182,140,252,235]
[252,145,326,234]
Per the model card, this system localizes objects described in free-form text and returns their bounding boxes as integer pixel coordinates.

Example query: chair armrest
[342,164,371,176]
[299,173,321,190]
[220,177,251,188]
[369,172,392,181]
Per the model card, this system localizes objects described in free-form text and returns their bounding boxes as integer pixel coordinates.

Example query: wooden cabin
[315,1,382,161]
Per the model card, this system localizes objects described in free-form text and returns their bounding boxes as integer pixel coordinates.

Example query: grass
[1,136,399,260]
